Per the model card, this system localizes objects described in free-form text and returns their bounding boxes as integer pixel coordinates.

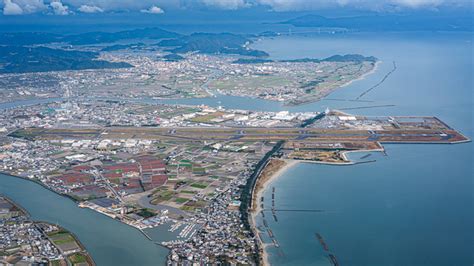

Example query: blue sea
[252,32,473,265]
[0,31,471,265]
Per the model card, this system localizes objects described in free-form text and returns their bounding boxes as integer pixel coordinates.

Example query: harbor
[0,29,471,266]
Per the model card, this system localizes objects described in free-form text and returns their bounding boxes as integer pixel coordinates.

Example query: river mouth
[0,173,171,266]
[1,32,472,266]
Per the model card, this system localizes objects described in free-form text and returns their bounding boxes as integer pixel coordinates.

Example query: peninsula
[0,28,376,106]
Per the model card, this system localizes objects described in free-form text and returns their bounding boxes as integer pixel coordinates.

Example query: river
[0,32,472,265]
[0,173,171,266]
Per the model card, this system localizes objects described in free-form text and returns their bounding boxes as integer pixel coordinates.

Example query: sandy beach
[340,60,381,89]
[250,159,298,266]
[248,153,381,265]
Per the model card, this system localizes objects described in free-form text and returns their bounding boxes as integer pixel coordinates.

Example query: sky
[1,0,472,15]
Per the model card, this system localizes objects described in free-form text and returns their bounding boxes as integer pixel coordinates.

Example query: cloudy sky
[2,0,471,15]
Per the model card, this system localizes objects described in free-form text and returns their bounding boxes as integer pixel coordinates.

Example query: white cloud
[390,0,444,8]
[200,0,250,10]
[256,0,467,11]
[19,0,46,12]
[1,0,469,15]
[3,0,23,14]
[50,0,70,15]
[62,0,181,12]
[140,5,164,14]
[78,4,102,13]
[2,0,47,14]
[256,0,329,11]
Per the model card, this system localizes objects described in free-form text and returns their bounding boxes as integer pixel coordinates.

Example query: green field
[190,183,208,189]
[181,190,196,194]
[49,232,75,245]
[48,231,81,252]
[50,260,62,266]
[68,253,88,265]
[209,75,292,91]
[175,197,189,204]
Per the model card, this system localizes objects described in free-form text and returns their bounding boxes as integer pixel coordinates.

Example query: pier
[339,104,396,111]
[268,209,324,213]
[354,159,377,165]
[356,61,397,100]
[271,187,278,222]
[316,233,341,266]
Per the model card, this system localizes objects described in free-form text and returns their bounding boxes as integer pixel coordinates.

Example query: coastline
[248,149,382,265]
[249,157,359,265]
[204,60,381,107]
[283,60,380,106]
[0,59,379,112]
[340,148,385,162]
[250,159,297,266]
[340,60,381,89]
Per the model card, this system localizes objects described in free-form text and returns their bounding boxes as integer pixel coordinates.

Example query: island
[281,14,473,32]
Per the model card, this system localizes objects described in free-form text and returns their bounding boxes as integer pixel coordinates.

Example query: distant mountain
[281,54,377,63]
[257,31,281,37]
[317,54,377,63]
[101,43,147,52]
[0,32,63,45]
[283,14,473,32]
[233,54,377,64]
[162,53,184,62]
[0,46,132,73]
[0,29,270,58]
[64,28,181,45]
[158,33,269,57]
[0,28,181,46]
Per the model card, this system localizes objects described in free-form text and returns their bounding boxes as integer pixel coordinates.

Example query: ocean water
[254,33,473,265]
[0,32,471,266]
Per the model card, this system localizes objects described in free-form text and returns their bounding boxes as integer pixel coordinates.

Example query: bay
[254,32,473,265]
